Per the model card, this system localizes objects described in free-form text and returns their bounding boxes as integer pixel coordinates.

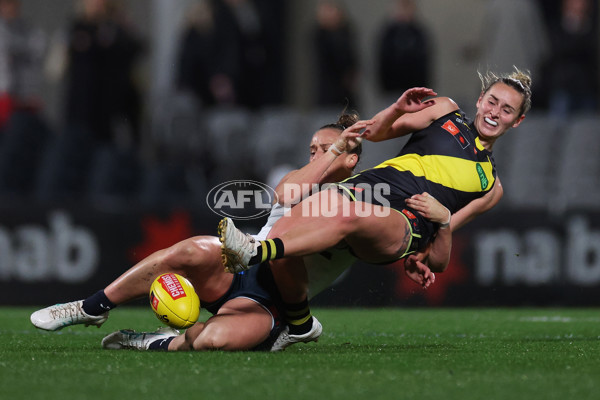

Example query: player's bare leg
[31,236,233,331]
[169,298,274,351]
[220,189,412,273]
[105,236,232,305]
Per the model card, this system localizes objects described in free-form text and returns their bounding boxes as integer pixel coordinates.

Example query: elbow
[430,263,449,273]
[428,252,451,273]
[274,188,287,205]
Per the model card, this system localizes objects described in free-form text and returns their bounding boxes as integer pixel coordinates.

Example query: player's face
[475,82,525,146]
[309,128,340,162]
[309,128,354,179]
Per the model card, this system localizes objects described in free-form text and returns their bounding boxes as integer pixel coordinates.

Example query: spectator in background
[176,0,240,107]
[479,0,549,104]
[376,0,430,101]
[313,0,359,110]
[223,0,268,109]
[176,0,286,110]
[245,0,287,107]
[61,0,143,145]
[0,0,46,129]
[545,0,598,117]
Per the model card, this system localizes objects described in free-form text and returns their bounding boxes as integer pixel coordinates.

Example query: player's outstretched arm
[403,251,436,289]
[361,87,441,142]
[405,192,452,273]
[275,120,370,206]
[451,178,503,231]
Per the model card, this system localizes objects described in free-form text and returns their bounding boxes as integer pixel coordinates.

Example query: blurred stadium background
[1,0,599,307]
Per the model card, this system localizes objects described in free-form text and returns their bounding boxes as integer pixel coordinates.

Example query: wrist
[329,143,345,156]
[439,209,451,229]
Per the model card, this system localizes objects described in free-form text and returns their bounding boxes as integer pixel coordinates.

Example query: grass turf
[1,307,598,400]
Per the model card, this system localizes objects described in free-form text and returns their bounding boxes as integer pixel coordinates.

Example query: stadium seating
[1,106,598,214]
[497,113,565,210]
[33,124,96,203]
[203,107,255,182]
[87,145,142,209]
[555,115,600,211]
[0,112,52,197]
[251,107,311,178]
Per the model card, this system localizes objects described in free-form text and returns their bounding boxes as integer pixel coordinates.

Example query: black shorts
[329,166,437,258]
[202,262,285,351]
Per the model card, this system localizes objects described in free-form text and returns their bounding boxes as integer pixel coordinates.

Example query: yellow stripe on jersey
[374,153,495,192]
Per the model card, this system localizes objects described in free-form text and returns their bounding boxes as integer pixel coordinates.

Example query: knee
[333,208,362,235]
[163,238,204,270]
[192,324,229,351]
[179,323,204,350]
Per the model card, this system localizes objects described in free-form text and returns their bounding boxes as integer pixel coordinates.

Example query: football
[149,273,200,329]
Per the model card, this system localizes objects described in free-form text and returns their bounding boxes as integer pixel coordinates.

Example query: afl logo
[206,180,278,220]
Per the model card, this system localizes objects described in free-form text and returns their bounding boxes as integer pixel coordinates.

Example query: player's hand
[333,119,373,153]
[394,87,437,114]
[404,254,435,289]
[359,87,436,142]
[405,192,451,225]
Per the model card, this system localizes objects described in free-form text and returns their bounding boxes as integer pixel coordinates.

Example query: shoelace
[49,302,84,320]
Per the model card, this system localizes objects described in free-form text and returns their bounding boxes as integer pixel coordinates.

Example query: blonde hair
[478,67,532,116]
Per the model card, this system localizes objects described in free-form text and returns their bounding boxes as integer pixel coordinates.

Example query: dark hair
[319,111,363,157]
[478,67,533,116]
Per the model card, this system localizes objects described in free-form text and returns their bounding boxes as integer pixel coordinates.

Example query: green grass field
[1,307,598,400]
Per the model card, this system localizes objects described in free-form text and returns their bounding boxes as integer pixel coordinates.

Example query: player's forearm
[364,103,407,142]
[275,151,338,205]
[427,226,452,272]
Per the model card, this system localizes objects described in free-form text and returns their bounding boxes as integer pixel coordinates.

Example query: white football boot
[30,300,108,331]
[270,316,323,352]
[218,217,260,273]
[101,327,180,350]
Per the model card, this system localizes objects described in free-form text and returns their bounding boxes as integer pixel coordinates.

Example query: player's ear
[346,153,358,169]
[512,114,525,128]
[475,91,485,109]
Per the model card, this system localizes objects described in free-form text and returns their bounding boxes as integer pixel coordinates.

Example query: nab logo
[206,180,278,220]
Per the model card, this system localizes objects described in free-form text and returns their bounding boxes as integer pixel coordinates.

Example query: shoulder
[411,97,459,128]
[429,97,460,117]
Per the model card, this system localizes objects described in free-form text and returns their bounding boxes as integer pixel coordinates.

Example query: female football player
[31,113,440,352]
[218,68,532,345]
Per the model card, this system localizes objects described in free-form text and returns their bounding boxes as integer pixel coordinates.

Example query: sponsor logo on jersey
[346,186,365,192]
[401,208,417,220]
[442,120,470,149]
[476,163,489,190]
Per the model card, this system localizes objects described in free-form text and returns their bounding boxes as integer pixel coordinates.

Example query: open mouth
[484,117,498,127]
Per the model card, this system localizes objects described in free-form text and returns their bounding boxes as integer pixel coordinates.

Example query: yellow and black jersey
[372,109,496,214]
[332,109,496,255]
